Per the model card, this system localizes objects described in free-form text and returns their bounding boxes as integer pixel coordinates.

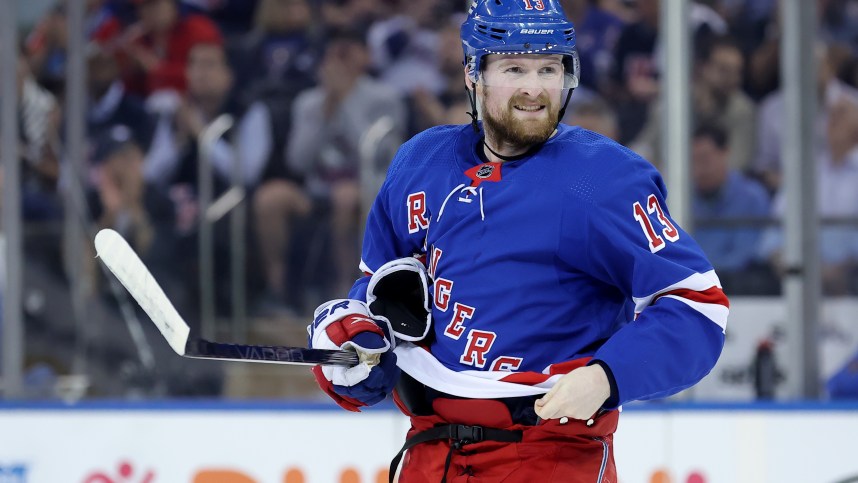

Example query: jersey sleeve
[348,141,429,301]
[560,152,728,408]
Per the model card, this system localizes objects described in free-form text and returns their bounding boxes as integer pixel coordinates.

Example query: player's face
[477,54,565,147]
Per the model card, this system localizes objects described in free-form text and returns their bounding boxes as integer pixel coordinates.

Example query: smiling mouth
[514,105,545,112]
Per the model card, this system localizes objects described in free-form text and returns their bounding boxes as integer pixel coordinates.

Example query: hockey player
[308,1,728,481]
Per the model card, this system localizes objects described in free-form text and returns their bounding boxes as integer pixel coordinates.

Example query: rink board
[0,402,857,483]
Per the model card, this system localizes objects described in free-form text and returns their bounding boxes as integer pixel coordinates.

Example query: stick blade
[94,229,190,356]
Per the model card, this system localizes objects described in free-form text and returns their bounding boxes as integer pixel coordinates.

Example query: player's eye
[539,66,560,75]
[503,66,523,74]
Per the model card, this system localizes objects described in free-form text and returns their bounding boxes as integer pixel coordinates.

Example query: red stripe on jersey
[498,372,550,385]
[496,357,592,385]
[546,357,592,375]
[655,286,729,308]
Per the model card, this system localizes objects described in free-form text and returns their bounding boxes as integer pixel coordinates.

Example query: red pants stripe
[397,398,619,483]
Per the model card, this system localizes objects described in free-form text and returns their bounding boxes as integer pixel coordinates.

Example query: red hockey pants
[396,397,619,483]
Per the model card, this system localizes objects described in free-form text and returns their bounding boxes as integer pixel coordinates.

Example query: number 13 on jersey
[633,194,679,253]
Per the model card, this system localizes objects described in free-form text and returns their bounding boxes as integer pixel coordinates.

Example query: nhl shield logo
[465,161,502,187]
[476,164,495,179]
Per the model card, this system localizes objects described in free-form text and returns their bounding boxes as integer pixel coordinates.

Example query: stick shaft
[95,228,358,367]
[185,339,359,366]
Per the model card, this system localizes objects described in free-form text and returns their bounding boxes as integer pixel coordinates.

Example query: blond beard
[481,90,559,151]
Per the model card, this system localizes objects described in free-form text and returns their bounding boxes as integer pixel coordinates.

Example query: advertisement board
[1,405,857,483]
[0,407,408,483]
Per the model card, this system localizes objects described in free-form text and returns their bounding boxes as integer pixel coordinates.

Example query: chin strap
[465,80,480,133]
[556,88,575,129]
[483,139,542,162]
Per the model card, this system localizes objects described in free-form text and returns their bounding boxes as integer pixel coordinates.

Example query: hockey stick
[93,229,359,367]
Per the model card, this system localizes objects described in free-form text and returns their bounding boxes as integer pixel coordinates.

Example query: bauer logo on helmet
[520,29,554,34]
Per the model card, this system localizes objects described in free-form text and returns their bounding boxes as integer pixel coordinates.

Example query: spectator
[147,42,273,192]
[561,0,625,93]
[367,0,451,95]
[321,0,386,32]
[842,55,858,89]
[606,0,661,142]
[759,99,858,295]
[439,94,474,126]
[632,36,756,171]
[691,124,770,292]
[286,30,406,296]
[86,46,157,177]
[598,0,637,21]
[113,0,222,96]
[408,14,468,133]
[827,42,856,88]
[25,0,120,97]
[752,43,858,193]
[251,174,312,316]
[725,0,777,101]
[819,0,858,54]
[228,0,318,110]
[744,32,780,102]
[608,0,727,143]
[0,53,63,223]
[693,36,756,171]
[565,96,621,141]
[147,42,282,314]
[88,125,174,260]
[183,0,261,39]
[23,4,69,97]
[86,125,182,305]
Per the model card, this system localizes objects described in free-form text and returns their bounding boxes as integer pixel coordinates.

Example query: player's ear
[464,66,475,91]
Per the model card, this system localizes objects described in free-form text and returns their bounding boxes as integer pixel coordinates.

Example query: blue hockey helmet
[461,0,580,90]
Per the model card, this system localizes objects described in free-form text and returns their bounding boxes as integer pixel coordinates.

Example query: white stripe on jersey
[631,269,728,332]
[394,343,561,398]
[631,270,722,312]
[662,294,729,332]
[359,259,374,275]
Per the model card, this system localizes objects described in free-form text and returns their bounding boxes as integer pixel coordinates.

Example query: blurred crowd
[5,0,858,333]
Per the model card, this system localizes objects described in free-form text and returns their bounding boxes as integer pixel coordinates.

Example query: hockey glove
[367,257,432,342]
[308,299,400,411]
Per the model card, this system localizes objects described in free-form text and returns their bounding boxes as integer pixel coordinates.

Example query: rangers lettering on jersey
[491,356,524,371]
[407,192,430,234]
[460,330,497,368]
[435,279,454,311]
[444,303,474,339]
[428,246,442,278]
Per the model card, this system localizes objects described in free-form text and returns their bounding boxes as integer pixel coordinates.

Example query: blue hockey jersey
[349,123,728,408]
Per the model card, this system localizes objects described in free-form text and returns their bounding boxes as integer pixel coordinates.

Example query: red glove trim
[325,315,384,347]
[310,366,366,412]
